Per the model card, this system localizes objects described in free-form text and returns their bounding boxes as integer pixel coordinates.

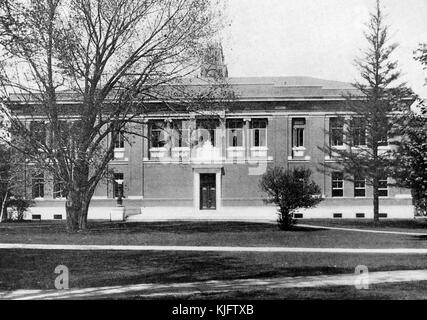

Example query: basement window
[379,213,388,219]
[54,214,63,220]
[333,213,343,219]
[356,213,365,219]
[32,214,41,220]
[294,213,304,219]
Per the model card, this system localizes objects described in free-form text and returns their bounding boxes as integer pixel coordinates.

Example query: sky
[221,0,427,99]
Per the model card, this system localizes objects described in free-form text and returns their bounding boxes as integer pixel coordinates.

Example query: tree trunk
[66,189,85,232]
[0,191,8,223]
[65,188,94,232]
[278,207,294,231]
[373,178,380,225]
[78,197,91,230]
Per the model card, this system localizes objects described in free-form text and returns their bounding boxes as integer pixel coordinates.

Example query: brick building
[13,48,414,221]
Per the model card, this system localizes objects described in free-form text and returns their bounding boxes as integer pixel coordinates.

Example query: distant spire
[200,42,228,79]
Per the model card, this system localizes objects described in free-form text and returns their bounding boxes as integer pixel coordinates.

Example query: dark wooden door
[200,174,216,210]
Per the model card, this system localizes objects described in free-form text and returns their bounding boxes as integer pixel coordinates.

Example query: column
[216,171,222,210]
[243,118,251,159]
[193,171,200,211]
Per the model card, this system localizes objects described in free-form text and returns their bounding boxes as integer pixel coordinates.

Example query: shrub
[260,166,323,230]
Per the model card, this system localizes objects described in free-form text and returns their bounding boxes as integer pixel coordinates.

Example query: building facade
[21,74,414,221]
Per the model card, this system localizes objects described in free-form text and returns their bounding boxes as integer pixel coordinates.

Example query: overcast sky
[221,0,427,98]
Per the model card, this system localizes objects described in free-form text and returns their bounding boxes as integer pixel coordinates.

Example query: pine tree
[321,0,414,224]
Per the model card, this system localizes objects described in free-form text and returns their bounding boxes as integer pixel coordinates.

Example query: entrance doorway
[200,173,216,210]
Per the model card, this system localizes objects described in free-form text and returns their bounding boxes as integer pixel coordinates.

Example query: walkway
[299,224,427,236]
[2,243,427,254]
[2,269,427,300]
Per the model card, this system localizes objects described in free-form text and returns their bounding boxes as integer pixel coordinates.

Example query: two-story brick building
[20,71,414,221]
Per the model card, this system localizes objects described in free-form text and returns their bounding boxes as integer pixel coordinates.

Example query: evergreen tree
[321,0,414,224]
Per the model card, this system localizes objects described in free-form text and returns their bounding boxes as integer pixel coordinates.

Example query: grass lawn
[2,249,427,293]
[2,221,427,299]
[302,218,427,233]
[1,221,427,248]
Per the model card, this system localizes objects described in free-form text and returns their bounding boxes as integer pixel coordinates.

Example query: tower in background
[200,43,229,79]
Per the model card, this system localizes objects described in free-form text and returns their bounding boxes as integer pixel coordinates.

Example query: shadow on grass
[288,226,325,232]
[85,222,326,234]
[0,249,348,291]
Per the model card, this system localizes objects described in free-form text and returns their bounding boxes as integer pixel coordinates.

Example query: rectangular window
[113,173,124,199]
[332,172,344,197]
[333,213,343,219]
[356,213,365,218]
[354,174,366,197]
[53,180,66,199]
[379,213,388,218]
[292,118,305,148]
[251,119,267,147]
[378,177,388,197]
[378,119,389,147]
[32,173,44,199]
[30,121,46,145]
[113,131,125,149]
[227,120,244,147]
[196,119,219,147]
[54,214,63,220]
[352,118,366,146]
[330,117,344,147]
[171,120,188,148]
[150,121,166,149]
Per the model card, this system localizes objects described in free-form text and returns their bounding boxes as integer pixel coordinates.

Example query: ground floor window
[113,173,124,198]
[378,177,388,197]
[332,172,344,197]
[354,175,366,197]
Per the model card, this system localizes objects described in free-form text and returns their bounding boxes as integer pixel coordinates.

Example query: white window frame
[332,172,344,198]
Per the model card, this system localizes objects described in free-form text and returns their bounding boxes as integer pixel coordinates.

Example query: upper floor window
[113,131,125,149]
[251,119,267,147]
[170,120,188,148]
[150,121,167,149]
[32,173,44,199]
[196,119,219,147]
[30,121,47,146]
[354,174,366,197]
[226,119,244,147]
[292,118,306,148]
[332,172,344,197]
[53,180,66,199]
[330,117,344,147]
[378,176,388,197]
[378,122,389,147]
[351,118,366,146]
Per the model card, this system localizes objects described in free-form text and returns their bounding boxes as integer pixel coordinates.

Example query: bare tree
[320,0,413,224]
[0,0,228,231]
[0,142,33,222]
